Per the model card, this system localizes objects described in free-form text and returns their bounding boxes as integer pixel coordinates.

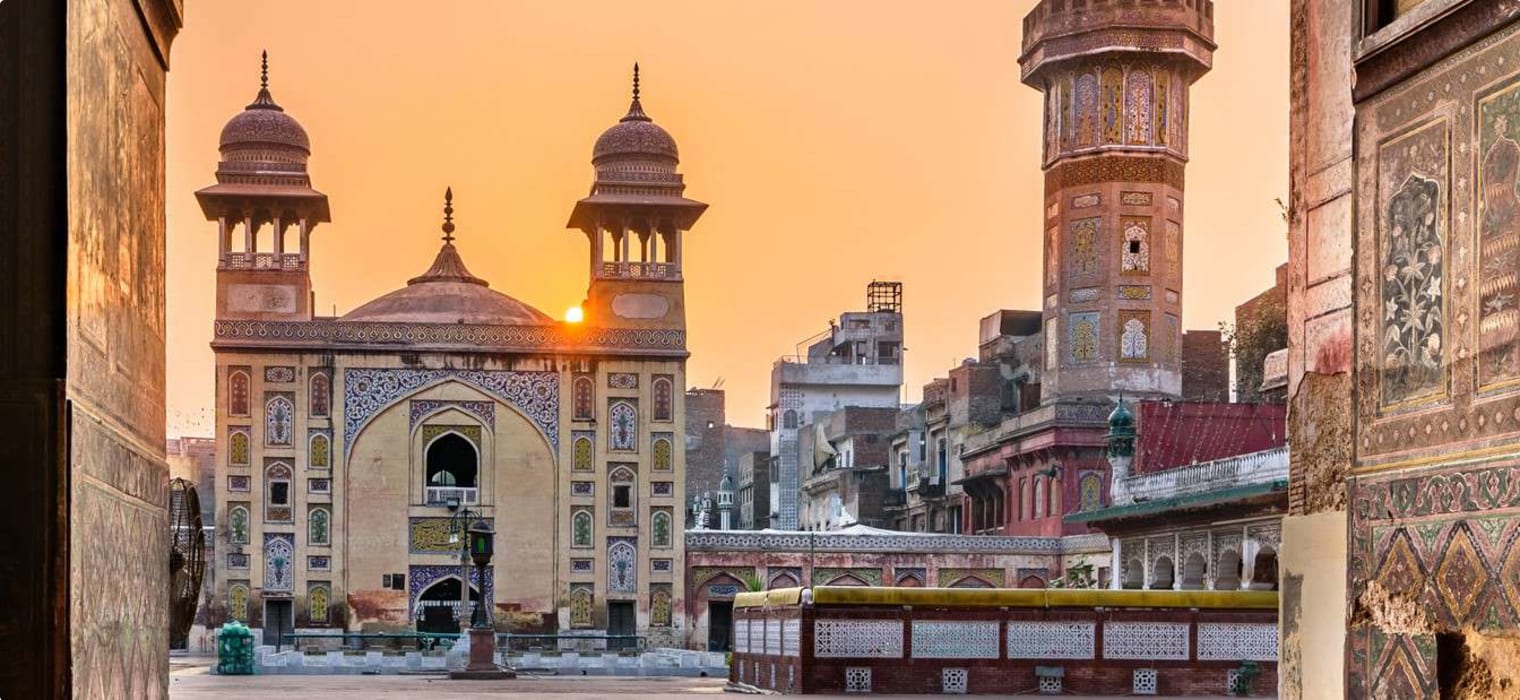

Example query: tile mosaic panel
[569,584,593,628]
[307,555,330,570]
[651,559,673,573]
[1119,310,1151,362]
[607,537,637,593]
[1070,217,1101,278]
[1069,312,1100,363]
[1008,621,1096,659]
[408,400,494,430]
[265,393,295,446]
[264,366,295,383]
[572,433,594,471]
[227,553,249,569]
[1102,622,1189,660]
[911,620,999,658]
[814,619,903,658]
[309,372,330,417]
[1120,216,1151,275]
[608,372,639,389]
[343,368,558,453]
[572,375,594,421]
[409,517,492,555]
[1197,623,1279,661]
[1121,191,1153,206]
[1069,287,1101,303]
[228,504,250,544]
[263,533,294,591]
[813,567,883,586]
[571,558,593,574]
[572,481,594,497]
[1118,285,1153,300]
[652,481,673,497]
[409,564,493,618]
[652,375,674,422]
[651,584,673,627]
[609,401,637,451]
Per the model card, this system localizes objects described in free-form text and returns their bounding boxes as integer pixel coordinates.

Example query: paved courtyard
[170,657,1261,699]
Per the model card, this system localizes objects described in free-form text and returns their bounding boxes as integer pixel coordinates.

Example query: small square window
[1129,240,1141,254]
[391,573,406,591]
[270,482,290,505]
[614,485,631,508]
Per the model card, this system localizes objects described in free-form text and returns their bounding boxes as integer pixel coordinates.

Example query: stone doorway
[607,601,636,651]
[707,600,733,652]
[263,599,294,646]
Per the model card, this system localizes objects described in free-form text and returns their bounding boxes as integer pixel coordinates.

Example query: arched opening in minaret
[425,433,478,489]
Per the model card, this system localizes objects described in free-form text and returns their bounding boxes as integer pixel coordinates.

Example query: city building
[204,62,703,646]
[1069,400,1287,592]
[685,388,767,526]
[1283,1,1520,696]
[767,282,904,529]
[735,451,773,530]
[797,406,899,530]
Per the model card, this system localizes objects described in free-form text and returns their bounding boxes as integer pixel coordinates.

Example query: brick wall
[734,595,1278,696]
[1180,330,1229,402]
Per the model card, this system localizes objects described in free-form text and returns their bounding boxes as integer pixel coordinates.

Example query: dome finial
[621,62,651,123]
[441,187,456,243]
[260,50,269,90]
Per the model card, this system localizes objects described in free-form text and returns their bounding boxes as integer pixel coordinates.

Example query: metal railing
[425,486,478,506]
[1123,446,1290,502]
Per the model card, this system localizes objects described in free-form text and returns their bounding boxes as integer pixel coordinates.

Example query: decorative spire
[247,50,282,111]
[409,187,486,287]
[621,62,650,123]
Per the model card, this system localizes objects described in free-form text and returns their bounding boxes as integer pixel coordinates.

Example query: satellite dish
[169,478,206,649]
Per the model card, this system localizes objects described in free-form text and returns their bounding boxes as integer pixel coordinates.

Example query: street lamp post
[450,518,513,680]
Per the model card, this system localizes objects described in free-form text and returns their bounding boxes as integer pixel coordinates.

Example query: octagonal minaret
[1020,0,1214,402]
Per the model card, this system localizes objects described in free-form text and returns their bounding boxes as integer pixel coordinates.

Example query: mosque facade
[204,58,704,645]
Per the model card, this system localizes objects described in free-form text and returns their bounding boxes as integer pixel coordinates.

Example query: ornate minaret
[197,52,330,321]
[1019,1,1214,402]
[567,64,707,332]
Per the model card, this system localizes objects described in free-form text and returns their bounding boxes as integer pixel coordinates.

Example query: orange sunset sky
[165,0,1289,435]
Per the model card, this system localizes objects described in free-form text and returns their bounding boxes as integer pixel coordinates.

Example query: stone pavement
[170,656,1263,698]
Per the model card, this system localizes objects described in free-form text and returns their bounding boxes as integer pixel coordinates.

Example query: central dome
[341,190,553,326]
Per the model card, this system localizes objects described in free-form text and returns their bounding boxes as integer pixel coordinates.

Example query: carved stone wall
[0,0,181,697]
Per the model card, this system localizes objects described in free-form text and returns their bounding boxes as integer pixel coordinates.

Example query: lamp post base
[449,629,515,680]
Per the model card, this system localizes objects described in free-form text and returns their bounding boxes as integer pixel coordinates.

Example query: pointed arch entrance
[415,576,480,634]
